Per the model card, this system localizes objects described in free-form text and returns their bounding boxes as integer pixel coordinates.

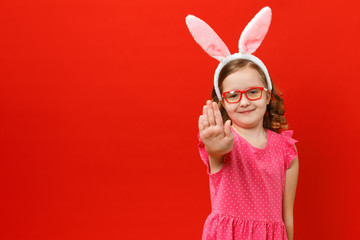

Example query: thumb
[224,120,232,137]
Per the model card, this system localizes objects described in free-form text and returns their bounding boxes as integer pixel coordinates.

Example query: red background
[1,0,360,239]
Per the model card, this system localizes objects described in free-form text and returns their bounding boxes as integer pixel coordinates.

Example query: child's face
[220,67,271,129]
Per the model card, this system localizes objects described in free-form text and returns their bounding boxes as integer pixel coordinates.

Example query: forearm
[284,218,294,240]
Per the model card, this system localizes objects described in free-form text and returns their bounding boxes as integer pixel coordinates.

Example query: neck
[231,123,267,139]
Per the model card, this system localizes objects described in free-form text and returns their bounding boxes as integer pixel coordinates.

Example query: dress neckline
[231,127,271,151]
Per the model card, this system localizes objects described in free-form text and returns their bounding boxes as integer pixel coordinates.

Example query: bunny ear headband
[185,6,272,100]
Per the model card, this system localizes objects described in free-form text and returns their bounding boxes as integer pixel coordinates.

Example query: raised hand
[199,100,234,158]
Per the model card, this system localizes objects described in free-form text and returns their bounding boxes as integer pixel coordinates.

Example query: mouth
[239,109,254,114]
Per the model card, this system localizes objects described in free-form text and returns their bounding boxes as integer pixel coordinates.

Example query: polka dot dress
[197,127,298,240]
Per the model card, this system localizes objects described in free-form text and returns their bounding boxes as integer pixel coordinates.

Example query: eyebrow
[227,86,264,91]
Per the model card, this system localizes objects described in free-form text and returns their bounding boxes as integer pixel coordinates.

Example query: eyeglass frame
[221,87,269,104]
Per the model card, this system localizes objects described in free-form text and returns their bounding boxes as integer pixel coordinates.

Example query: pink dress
[197,127,298,240]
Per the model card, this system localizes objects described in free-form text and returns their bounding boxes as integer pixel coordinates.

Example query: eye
[248,89,260,95]
[227,92,239,99]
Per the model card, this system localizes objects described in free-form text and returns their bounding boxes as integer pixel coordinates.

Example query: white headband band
[185,6,273,100]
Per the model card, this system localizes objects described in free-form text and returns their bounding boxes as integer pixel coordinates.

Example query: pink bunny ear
[239,6,272,54]
[185,15,231,61]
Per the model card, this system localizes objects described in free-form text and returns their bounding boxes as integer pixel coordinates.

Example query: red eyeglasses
[222,87,268,103]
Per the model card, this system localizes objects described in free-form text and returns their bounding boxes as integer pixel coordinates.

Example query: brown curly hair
[211,59,288,133]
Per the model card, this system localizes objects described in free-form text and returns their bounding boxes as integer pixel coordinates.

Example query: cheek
[223,104,236,114]
[256,99,268,109]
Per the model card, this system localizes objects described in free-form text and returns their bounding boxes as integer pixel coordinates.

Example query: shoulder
[269,129,297,142]
[268,129,294,137]
[267,129,299,154]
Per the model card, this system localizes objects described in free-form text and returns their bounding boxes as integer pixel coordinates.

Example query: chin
[232,121,258,129]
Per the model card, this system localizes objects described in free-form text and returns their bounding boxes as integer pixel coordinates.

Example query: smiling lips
[239,109,254,114]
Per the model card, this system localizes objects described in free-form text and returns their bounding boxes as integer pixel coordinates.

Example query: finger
[206,100,216,126]
[202,106,210,128]
[213,102,223,127]
[198,115,205,131]
[224,120,232,137]
[202,104,207,116]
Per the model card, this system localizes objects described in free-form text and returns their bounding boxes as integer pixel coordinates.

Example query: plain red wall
[1,0,360,239]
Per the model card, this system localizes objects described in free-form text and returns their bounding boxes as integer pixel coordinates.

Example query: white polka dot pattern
[197,128,298,239]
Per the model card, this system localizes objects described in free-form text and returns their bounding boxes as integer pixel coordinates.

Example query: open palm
[199,100,234,158]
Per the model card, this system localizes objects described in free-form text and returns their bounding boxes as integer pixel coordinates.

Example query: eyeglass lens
[224,88,262,103]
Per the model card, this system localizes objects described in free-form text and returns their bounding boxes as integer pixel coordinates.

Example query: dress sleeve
[197,132,211,175]
[280,130,299,170]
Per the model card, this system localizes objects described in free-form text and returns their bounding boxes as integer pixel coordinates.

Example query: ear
[239,6,272,54]
[266,91,271,105]
[185,15,231,61]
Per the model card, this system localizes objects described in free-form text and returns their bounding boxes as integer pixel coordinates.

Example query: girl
[186,6,299,240]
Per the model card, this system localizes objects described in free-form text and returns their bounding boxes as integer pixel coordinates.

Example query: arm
[282,144,299,240]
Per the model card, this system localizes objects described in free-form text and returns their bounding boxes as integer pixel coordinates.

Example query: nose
[238,92,251,107]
